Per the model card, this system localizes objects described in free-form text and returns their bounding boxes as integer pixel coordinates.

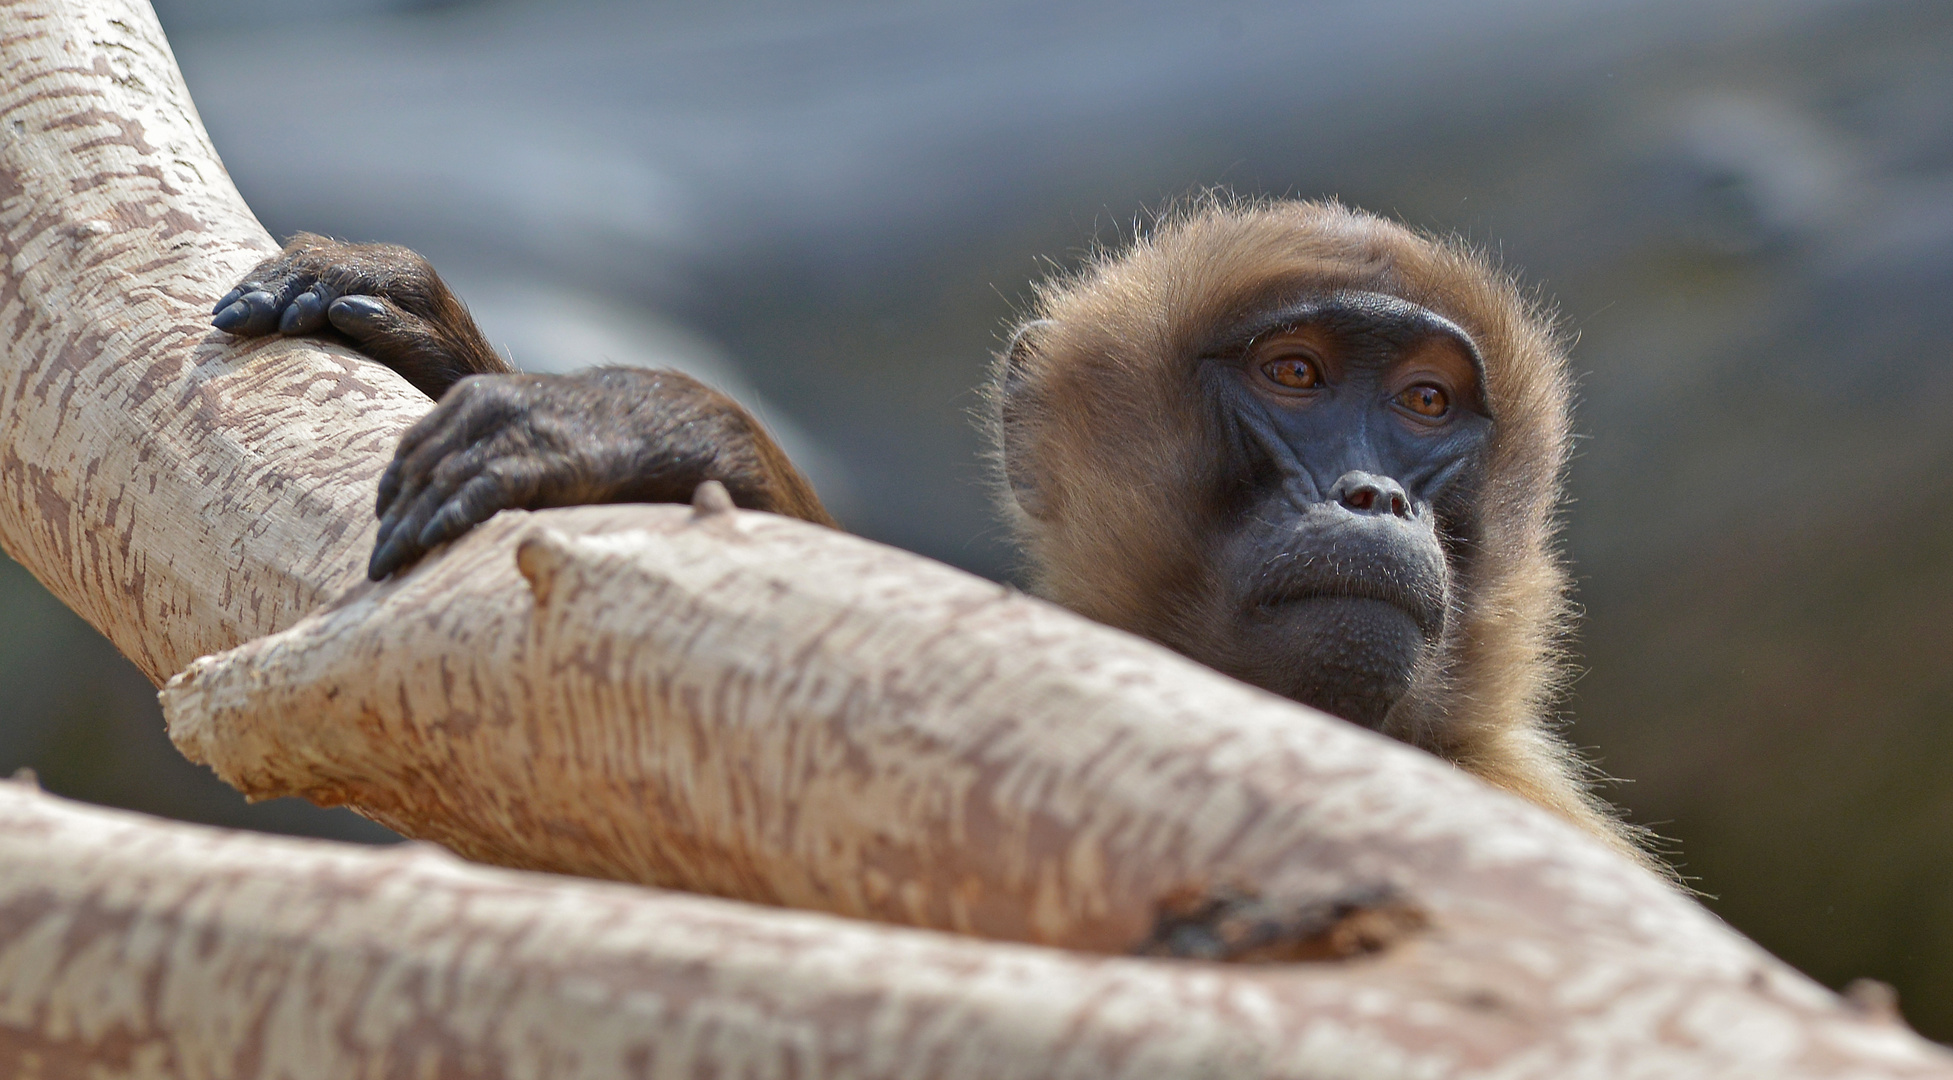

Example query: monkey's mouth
[1218,595,1429,730]
[1210,519,1451,728]
[1246,579,1444,641]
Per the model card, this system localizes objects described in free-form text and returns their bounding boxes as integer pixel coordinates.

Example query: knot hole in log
[1135,882,1428,963]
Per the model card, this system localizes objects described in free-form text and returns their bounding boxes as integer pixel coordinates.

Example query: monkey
[992,202,1645,855]
[213,200,1649,860]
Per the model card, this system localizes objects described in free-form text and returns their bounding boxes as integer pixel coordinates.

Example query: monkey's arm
[364,368,833,578]
[213,233,513,400]
[214,236,834,579]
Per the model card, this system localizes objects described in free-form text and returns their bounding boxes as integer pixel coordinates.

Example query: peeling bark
[2,0,1952,1076]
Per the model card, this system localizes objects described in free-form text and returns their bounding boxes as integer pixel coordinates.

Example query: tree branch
[0,0,427,683]
[0,0,1949,1076]
[8,776,1950,1079]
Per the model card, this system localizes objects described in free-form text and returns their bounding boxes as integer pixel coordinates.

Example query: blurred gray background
[4,0,1951,1039]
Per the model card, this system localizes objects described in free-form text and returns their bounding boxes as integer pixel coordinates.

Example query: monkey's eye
[1261,356,1321,390]
[1395,384,1449,418]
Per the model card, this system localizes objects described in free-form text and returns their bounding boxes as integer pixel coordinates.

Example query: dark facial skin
[1182,292,1493,728]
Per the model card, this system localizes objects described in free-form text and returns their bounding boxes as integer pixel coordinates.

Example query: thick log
[6,778,1951,1080]
[3,0,1951,1075]
[152,502,1737,959]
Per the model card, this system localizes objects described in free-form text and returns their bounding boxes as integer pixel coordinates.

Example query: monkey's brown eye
[1395,384,1449,418]
[1261,356,1321,390]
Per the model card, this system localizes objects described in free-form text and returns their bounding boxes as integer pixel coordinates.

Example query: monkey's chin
[1226,597,1429,730]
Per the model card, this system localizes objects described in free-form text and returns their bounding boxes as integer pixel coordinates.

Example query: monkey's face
[998,204,1589,822]
[1187,292,1493,729]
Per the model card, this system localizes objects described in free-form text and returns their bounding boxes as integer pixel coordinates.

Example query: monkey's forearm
[211,237,832,577]
[212,233,512,401]
[366,367,833,579]
[524,367,835,528]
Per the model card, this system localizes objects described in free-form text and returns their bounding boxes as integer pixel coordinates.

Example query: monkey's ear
[998,319,1056,520]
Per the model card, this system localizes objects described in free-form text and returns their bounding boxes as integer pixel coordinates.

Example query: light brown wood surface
[2,0,1951,1075]
[0,0,429,684]
[9,776,1953,1080]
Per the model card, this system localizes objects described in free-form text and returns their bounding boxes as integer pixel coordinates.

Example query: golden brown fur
[992,198,1649,860]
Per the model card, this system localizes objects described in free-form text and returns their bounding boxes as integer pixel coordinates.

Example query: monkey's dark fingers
[374,454,429,531]
[369,442,500,579]
[367,521,424,582]
[369,482,453,580]
[379,381,537,530]
[372,490,416,571]
[211,284,248,315]
[375,456,407,519]
[277,282,340,336]
[374,428,466,522]
[382,392,473,495]
[210,286,281,337]
[369,472,513,582]
[374,424,465,531]
[373,428,475,555]
[374,456,466,560]
[375,421,449,532]
[327,295,445,374]
[212,249,336,336]
[381,385,517,508]
[416,464,541,551]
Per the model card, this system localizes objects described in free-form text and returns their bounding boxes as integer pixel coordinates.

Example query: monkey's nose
[1331,471,1412,518]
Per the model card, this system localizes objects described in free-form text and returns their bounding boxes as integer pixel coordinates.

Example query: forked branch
[0,1,1947,1077]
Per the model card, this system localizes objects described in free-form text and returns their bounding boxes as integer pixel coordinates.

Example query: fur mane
[990,197,1647,857]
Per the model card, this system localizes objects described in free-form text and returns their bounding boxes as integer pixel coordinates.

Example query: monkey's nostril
[1331,471,1413,518]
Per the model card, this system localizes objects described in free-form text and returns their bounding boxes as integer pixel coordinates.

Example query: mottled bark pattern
[5,780,1951,1080]
[164,504,1643,953]
[4,0,1953,1077]
[160,504,1953,1075]
[0,0,429,683]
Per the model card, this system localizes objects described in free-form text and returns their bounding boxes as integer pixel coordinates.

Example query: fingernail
[279,289,326,335]
[328,295,387,331]
[211,287,243,315]
[375,507,401,548]
[369,534,406,581]
[212,301,249,332]
[237,291,280,336]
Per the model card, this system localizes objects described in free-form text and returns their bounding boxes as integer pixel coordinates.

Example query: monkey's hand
[368,367,835,580]
[211,233,512,401]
